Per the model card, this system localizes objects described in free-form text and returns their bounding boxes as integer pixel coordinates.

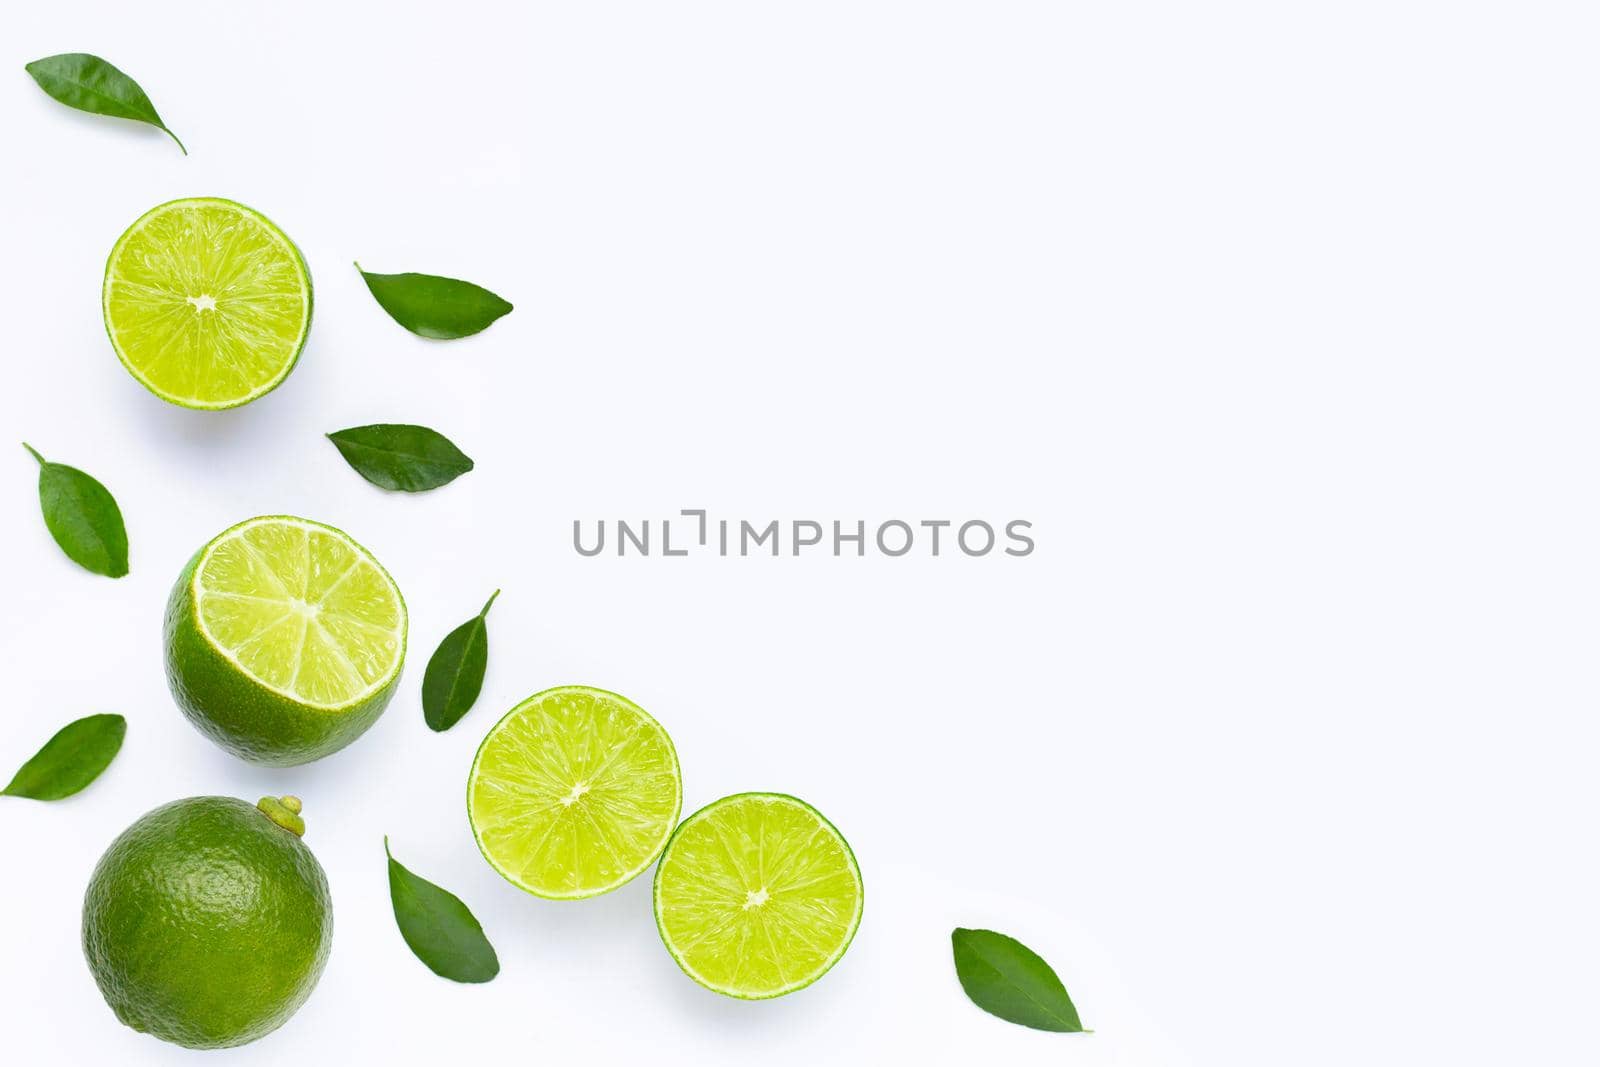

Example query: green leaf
[24,53,186,154]
[385,837,500,983]
[2,714,127,801]
[355,262,513,339]
[423,590,500,732]
[24,444,129,577]
[951,928,1085,1033]
[326,424,474,492]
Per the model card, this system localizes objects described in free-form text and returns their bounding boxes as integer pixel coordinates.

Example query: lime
[103,197,312,409]
[82,795,332,1049]
[653,792,863,999]
[468,685,682,899]
[163,515,406,766]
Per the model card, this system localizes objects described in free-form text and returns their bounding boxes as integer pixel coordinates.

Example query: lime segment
[103,198,312,409]
[468,686,682,899]
[653,793,863,999]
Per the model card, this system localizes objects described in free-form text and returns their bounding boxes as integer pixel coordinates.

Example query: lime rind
[189,516,407,712]
[653,792,864,1000]
[467,685,683,900]
[103,197,313,411]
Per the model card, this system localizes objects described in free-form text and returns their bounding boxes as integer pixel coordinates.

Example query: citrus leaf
[24,53,186,153]
[951,928,1085,1032]
[385,837,500,983]
[2,714,126,801]
[326,424,474,492]
[24,444,129,577]
[355,262,513,339]
[423,590,499,732]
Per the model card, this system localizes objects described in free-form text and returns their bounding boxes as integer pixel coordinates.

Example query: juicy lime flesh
[469,686,682,899]
[196,518,403,709]
[654,794,863,998]
[104,198,310,408]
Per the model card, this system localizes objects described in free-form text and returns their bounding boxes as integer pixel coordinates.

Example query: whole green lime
[81,795,333,1049]
[163,515,407,766]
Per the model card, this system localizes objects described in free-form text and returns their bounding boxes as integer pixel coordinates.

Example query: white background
[1,2,1595,1064]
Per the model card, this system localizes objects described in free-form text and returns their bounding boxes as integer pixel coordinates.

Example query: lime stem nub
[257,795,306,836]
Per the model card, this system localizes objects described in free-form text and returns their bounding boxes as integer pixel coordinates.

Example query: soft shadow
[27,98,183,155]
[189,686,399,796]
[122,365,305,454]
[656,951,852,1030]
[526,871,658,946]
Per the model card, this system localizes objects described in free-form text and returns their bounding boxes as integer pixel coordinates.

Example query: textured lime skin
[82,797,332,1049]
[162,529,405,767]
[102,197,314,411]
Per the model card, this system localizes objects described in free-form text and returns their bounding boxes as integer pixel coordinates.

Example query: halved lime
[653,793,863,999]
[163,516,407,766]
[468,686,682,899]
[103,198,312,409]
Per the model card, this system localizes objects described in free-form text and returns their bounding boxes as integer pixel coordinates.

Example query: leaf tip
[22,55,56,82]
[481,589,501,617]
[21,442,44,465]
